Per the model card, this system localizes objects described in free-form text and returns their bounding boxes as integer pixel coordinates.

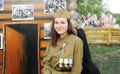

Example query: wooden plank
[40,50,45,57]
[111,31,120,36]
[0,20,53,29]
[88,42,108,44]
[0,14,12,19]
[111,36,120,40]
[34,12,54,17]
[40,30,44,39]
[111,42,120,44]
[86,36,107,40]
[86,32,109,35]
[41,61,44,67]
[40,50,44,70]
[112,28,120,31]
[40,40,49,48]
[84,27,110,31]
[0,12,54,19]
[3,3,44,11]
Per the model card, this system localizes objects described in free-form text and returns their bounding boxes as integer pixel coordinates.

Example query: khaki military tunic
[42,34,83,74]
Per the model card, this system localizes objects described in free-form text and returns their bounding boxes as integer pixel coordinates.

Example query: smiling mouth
[57,28,63,31]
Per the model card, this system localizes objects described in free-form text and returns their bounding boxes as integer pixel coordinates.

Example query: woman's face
[54,18,68,37]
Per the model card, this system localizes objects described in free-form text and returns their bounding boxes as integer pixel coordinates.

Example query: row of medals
[59,58,73,68]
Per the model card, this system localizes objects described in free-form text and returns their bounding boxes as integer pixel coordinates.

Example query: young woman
[42,10,83,74]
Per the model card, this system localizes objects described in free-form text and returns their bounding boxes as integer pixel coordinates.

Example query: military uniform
[42,34,83,74]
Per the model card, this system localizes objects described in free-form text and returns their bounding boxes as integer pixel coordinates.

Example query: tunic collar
[58,34,69,41]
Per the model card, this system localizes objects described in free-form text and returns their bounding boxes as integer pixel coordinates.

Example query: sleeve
[71,38,83,74]
[42,43,52,74]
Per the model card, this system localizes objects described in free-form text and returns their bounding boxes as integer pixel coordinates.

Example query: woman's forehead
[55,17,67,21]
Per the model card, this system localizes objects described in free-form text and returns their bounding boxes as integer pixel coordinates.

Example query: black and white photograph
[12,4,34,20]
[44,0,66,13]
[0,34,3,49]
[44,23,52,39]
[0,0,4,11]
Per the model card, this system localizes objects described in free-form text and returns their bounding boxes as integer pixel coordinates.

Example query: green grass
[89,45,120,74]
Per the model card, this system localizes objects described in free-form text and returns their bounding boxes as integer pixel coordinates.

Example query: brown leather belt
[54,65,71,72]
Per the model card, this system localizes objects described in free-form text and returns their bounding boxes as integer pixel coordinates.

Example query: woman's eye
[54,21,58,24]
[54,21,65,25]
[61,21,65,24]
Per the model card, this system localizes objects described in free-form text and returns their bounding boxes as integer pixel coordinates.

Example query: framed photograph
[44,0,66,13]
[0,34,3,49]
[44,23,52,39]
[0,0,4,11]
[12,4,34,21]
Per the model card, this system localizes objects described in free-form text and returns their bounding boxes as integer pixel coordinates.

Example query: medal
[59,63,62,67]
[69,59,73,67]
[59,58,63,63]
[64,58,69,68]
[59,58,63,67]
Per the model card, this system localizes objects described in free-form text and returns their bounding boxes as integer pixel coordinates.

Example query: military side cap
[54,10,70,19]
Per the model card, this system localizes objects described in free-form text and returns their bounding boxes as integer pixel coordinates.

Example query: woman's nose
[57,23,62,27]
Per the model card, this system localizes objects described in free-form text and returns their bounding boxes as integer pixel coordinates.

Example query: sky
[109,0,120,13]
[108,0,120,13]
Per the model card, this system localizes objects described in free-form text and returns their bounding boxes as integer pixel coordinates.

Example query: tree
[77,0,103,16]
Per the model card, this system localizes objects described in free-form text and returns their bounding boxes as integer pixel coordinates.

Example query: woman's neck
[60,33,67,39]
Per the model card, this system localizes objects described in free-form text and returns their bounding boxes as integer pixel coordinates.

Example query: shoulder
[69,34,83,43]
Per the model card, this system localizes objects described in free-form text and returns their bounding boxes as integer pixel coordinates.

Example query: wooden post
[107,28,112,45]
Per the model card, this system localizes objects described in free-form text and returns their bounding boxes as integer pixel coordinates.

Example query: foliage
[113,14,120,25]
[77,0,103,16]
[89,45,120,74]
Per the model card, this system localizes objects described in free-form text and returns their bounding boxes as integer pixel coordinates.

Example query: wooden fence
[83,27,120,45]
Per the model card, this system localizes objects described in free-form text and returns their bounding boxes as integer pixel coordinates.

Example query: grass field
[89,45,120,74]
